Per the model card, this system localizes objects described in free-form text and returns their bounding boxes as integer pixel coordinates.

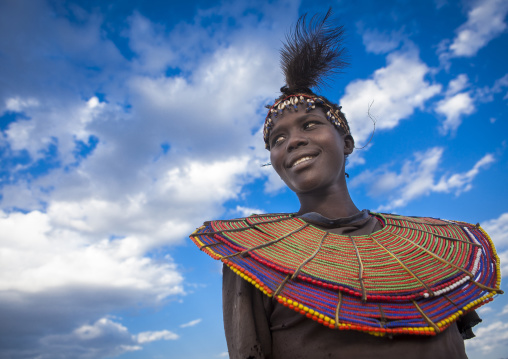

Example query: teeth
[292,156,314,167]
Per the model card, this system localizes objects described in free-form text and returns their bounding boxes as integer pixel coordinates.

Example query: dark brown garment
[223,211,470,359]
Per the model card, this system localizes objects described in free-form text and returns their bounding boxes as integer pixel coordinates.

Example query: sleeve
[222,264,273,359]
[456,310,482,340]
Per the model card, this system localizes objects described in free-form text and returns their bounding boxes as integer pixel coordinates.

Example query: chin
[285,174,345,196]
[287,179,328,195]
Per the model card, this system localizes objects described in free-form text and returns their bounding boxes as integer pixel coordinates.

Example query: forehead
[270,107,328,132]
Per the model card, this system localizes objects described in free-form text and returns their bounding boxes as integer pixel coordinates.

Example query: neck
[295,184,360,219]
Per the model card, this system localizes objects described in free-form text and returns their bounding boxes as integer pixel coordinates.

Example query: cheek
[269,149,280,167]
[269,150,289,180]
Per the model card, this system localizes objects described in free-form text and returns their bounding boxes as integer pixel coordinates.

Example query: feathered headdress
[281,9,348,93]
[263,9,350,149]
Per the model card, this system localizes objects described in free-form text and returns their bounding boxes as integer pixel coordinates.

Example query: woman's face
[268,105,353,196]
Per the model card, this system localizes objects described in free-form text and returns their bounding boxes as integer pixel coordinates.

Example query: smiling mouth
[292,156,316,168]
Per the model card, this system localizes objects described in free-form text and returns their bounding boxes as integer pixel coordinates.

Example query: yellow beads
[226,261,273,297]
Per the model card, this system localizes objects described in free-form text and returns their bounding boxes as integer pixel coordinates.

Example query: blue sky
[0,0,507,358]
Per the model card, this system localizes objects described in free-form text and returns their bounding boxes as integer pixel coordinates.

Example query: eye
[303,121,319,129]
[272,135,285,146]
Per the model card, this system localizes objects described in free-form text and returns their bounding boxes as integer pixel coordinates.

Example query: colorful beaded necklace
[190,212,502,336]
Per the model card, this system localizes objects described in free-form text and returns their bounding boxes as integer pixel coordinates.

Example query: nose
[286,133,308,152]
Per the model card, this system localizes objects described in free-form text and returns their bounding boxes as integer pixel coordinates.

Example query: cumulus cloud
[1,0,503,358]
[31,317,179,359]
[0,0,126,112]
[435,74,475,134]
[448,0,508,57]
[497,249,508,277]
[481,212,508,284]
[5,97,39,112]
[351,147,494,210]
[0,0,299,357]
[0,206,184,357]
[433,153,495,194]
[340,47,441,146]
[481,212,508,248]
[180,318,202,328]
[438,0,508,66]
[38,318,143,359]
[0,210,184,294]
[361,28,404,54]
[4,96,106,165]
[477,306,492,314]
[235,206,265,217]
[136,329,179,343]
[492,73,508,94]
[465,321,508,354]
[445,74,470,96]
[476,73,508,102]
[435,73,508,132]
[435,92,475,133]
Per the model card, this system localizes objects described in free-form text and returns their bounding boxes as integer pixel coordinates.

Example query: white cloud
[445,74,469,96]
[340,48,441,145]
[5,97,39,112]
[0,153,261,358]
[433,153,495,194]
[465,321,508,354]
[434,74,478,134]
[492,73,508,93]
[136,329,179,343]
[436,91,475,134]
[263,168,287,193]
[502,304,508,315]
[352,148,494,210]
[37,318,177,359]
[486,213,508,284]
[499,250,508,276]
[474,73,508,104]
[38,318,142,359]
[481,212,508,249]
[479,73,508,101]
[477,306,492,314]
[235,206,265,217]
[0,209,184,294]
[0,0,300,358]
[361,28,404,54]
[448,0,508,57]
[4,96,106,165]
[180,318,202,328]
[127,13,176,75]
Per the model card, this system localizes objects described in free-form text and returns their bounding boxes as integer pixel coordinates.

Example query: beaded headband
[263,93,351,149]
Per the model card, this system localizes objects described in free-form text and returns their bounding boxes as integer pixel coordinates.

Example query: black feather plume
[280,9,348,93]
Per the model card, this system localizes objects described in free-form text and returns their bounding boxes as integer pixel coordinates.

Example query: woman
[190,10,502,359]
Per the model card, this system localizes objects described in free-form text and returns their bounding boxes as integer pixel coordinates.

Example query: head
[267,101,354,196]
[263,91,351,150]
[263,10,353,198]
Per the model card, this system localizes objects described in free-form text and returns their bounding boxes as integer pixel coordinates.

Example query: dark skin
[268,104,359,219]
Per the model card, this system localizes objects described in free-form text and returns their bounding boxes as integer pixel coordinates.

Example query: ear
[343,134,354,155]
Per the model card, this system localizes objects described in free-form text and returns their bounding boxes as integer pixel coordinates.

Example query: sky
[0,0,507,358]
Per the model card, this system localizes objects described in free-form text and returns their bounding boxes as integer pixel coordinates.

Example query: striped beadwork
[190,212,503,336]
